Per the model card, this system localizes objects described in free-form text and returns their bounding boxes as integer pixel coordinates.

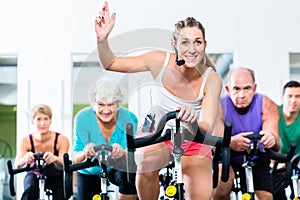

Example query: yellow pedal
[166,185,177,197]
[242,193,251,200]
[92,194,101,200]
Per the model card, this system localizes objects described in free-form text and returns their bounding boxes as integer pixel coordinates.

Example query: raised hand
[95,1,116,41]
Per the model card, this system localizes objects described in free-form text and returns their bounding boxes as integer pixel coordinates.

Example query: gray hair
[89,79,123,107]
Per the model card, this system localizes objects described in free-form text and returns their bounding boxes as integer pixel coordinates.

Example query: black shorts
[232,156,273,194]
[77,169,136,200]
[108,168,137,195]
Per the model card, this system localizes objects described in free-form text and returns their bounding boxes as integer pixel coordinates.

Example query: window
[290,53,300,80]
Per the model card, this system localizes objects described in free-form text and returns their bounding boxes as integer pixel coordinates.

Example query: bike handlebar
[291,153,300,170]
[267,143,296,188]
[220,121,232,183]
[264,144,296,162]
[127,111,231,148]
[126,110,232,186]
[6,153,62,197]
[233,134,296,188]
[64,144,115,173]
[63,153,99,199]
[244,134,262,140]
[234,134,296,162]
[94,144,113,152]
[63,144,124,199]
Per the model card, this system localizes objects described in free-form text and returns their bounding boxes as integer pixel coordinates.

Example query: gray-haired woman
[73,79,138,200]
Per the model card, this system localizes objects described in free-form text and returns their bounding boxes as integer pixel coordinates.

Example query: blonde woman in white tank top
[95,2,224,200]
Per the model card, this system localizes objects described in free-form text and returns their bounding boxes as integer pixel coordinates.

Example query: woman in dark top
[14,104,69,200]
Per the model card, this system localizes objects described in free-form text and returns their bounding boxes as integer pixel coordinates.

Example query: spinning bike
[230,134,296,200]
[63,144,126,200]
[286,153,300,200]
[125,110,232,200]
[7,153,63,200]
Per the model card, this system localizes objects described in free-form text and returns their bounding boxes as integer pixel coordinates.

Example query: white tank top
[151,52,213,118]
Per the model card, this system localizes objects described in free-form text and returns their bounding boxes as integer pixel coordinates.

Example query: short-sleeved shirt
[220,93,263,163]
[278,104,300,154]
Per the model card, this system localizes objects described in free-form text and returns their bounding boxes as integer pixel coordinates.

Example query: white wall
[68,0,300,102]
[1,0,300,198]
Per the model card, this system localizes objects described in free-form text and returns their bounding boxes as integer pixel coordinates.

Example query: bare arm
[261,95,280,151]
[73,143,96,164]
[95,1,162,73]
[211,102,225,137]
[95,1,126,70]
[54,134,70,166]
[97,45,166,75]
[73,151,86,164]
[14,137,33,168]
[73,150,91,164]
[199,70,223,135]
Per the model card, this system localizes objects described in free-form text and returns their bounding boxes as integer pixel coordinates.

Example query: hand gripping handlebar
[7,153,62,196]
[125,110,232,187]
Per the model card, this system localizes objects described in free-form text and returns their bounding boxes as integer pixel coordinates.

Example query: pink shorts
[165,141,212,159]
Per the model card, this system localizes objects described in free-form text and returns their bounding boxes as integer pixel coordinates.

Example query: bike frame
[291,174,299,199]
[35,155,51,200]
[290,153,300,200]
[231,143,257,200]
[230,135,296,200]
[242,159,255,200]
[98,146,110,200]
[126,110,232,200]
[37,161,49,200]
[63,144,121,200]
[159,162,174,199]
[231,169,242,199]
[166,125,185,200]
[7,153,59,200]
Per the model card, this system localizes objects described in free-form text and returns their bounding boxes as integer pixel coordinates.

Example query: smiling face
[225,68,257,109]
[93,100,119,123]
[172,17,208,68]
[175,27,207,68]
[282,87,300,114]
